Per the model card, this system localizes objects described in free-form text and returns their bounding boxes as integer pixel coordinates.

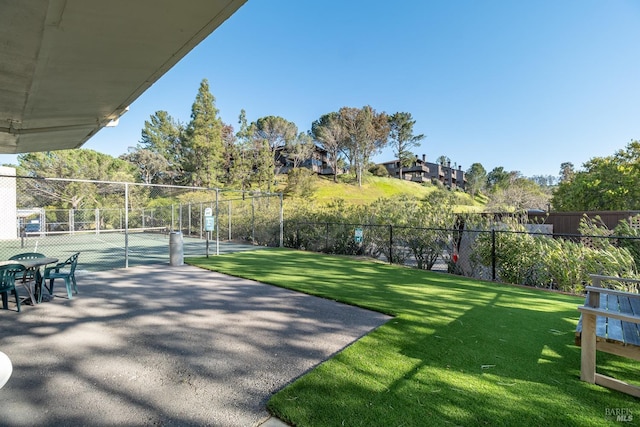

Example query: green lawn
[187,249,640,426]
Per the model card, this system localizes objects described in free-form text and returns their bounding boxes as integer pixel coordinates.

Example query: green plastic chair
[0,264,26,312]
[9,253,46,283]
[43,253,79,300]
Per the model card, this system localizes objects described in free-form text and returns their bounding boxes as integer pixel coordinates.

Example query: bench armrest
[578,305,640,324]
[584,286,640,298]
[589,274,640,287]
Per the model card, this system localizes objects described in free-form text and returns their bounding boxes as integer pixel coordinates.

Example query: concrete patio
[0,263,390,426]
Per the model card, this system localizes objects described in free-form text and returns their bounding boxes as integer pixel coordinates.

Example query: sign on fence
[204,216,215,232]
[354,227,363,243]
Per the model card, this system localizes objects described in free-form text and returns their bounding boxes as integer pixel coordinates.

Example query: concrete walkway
[0,264,390,426]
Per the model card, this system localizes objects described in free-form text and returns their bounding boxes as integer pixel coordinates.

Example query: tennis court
[1,176,283,271]
[0,229,260,271]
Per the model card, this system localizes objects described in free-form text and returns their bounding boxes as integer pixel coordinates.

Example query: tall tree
[120,148,169,184]
[559,161,575,183]
[465,162,487,197]
[219,123,237,186]
[311,112,345,182]
[486,166,511,191]
[251,115,297,191]
[232,109,256,192]
[183,79,224,187]
[285,132,315,170]
[388,112,425,180]
[338,106,389,187]
[253,139,275,191]
[138,110,184,184]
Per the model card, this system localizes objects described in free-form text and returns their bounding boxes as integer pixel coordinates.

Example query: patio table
[0,257,58,305]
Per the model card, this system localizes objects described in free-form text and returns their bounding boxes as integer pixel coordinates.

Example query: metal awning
[0,0,246,154]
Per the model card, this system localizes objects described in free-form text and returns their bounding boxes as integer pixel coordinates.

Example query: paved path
[0,264,390,426]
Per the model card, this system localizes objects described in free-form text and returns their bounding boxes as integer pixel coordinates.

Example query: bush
[614,215,640,270]
[471,223,541,286]
[368,164,389,177]
[284,168,316,198]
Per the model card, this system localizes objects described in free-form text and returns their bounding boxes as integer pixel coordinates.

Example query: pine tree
[183,79,224,187]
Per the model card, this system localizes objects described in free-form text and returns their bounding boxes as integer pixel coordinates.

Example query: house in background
[380,155,467,190]
[379,156,431,183]
[275,145,343,176]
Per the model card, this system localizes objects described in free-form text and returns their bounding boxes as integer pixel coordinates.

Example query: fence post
[279,193,284,247]
[389,224,393,264]
[228,200,232,241]
[199,202,204,240]
[325,223,329,251]
[125,183,129,268]
[188,203,192,237]
[491,229,496,281]
[95,208,100,235]
[40,208,45,234]
[215,188,220,255]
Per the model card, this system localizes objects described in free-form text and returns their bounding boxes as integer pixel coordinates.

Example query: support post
[215,188,220,256]
[491,229,496,281]
[389,224,393,264]
[580,313,597,383]
[279,193,284,247]
[326,223,329,251]
[125,183,129,268]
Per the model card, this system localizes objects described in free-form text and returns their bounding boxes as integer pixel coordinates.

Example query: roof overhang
[0,0,246,154]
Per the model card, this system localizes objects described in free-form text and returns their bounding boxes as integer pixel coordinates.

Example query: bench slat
[607,318,624,342]
[595,317,607,339]
[618,296,640,346]
[595,294,608,337]
[605,295,624,342]
[630,297,640,316]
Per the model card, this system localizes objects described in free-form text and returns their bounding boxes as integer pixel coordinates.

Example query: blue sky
[4,0,640,178]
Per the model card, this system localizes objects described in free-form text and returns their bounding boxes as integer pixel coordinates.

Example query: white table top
[0,257,59,269]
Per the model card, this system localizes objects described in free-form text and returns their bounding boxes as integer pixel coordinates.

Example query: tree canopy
[552,141,640,211]
[338,106,390,187]
[311,112,345,182]
[465,163,487,197]
[388,112,425,180]
[16,149,137,210]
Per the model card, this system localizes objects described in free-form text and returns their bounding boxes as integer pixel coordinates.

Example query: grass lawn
[187,249,640,426]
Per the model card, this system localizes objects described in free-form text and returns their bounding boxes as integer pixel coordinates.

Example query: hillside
[286,174,486,212]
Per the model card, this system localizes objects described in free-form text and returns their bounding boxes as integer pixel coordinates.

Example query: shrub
[613,215,640,270]
[284,168,316,198]
[368,164,389,177]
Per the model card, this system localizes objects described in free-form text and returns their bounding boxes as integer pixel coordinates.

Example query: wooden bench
[576,274,640,397]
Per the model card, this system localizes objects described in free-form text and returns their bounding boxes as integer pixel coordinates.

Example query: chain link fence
[283,220,640,294]
[0,174,282,271]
